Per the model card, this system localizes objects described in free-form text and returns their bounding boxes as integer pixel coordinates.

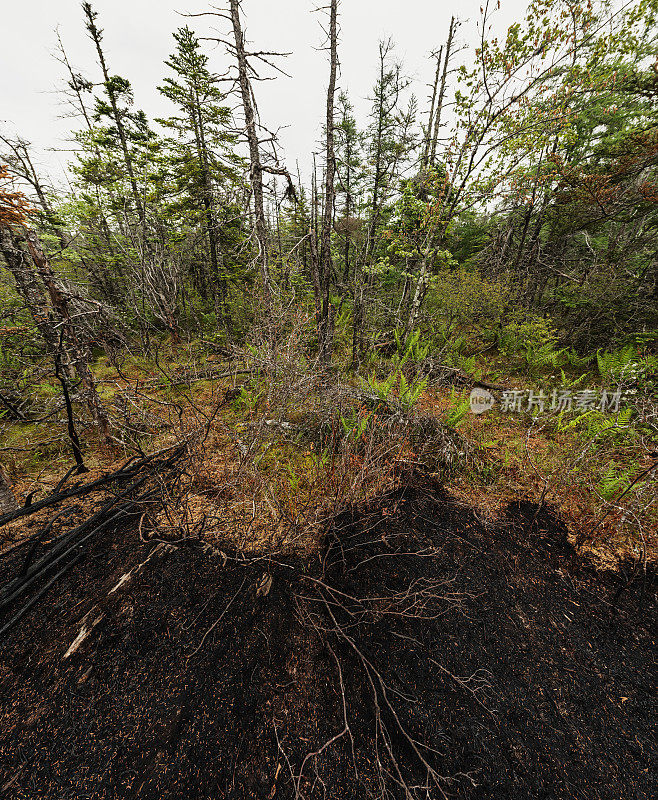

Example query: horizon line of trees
[1,0,656,396]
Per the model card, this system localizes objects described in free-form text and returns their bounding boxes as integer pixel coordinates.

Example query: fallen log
[0,448,187,637]
[0,444,184,528]
[0,482,156,614]
[419,358,505,392]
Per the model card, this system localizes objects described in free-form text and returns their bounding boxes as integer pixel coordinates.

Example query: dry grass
[425,381,658,569]
[2,335,655,568]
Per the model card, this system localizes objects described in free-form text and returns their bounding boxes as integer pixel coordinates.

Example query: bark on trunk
[406,256,430,335]
[0,464,18,515]
[7,226,114,444]
[429,17,456,167]
[318,0,338,364]
[229,0,272,309]
[421,48,443,169]
[405,17,457,338]
[0,226,62,362]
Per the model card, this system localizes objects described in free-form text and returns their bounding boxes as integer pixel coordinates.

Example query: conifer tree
[157,27,239,307]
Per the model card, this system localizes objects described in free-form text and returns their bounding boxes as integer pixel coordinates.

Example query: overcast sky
[0,0,527,187]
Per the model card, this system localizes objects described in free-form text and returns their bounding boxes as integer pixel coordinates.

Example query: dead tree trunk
[0,226,63,363]
[23,229,113,444]
[406,18,458,338]
[406,254,432,336]
[421,48,442,170]
[55,31,124,271]
[54,346,89,474]
[364,41,392,266]
[309,156,322,320]
[0,464,18,515]
[429,17,456,167]
[0,136,68,250]
[228,0,272,310]
[318,0,338,364]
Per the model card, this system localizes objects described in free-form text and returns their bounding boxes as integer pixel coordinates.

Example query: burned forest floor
[0,470,655,800]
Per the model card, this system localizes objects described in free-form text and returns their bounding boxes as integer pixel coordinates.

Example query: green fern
[399,374,428,411]
[524,343,567,376]
[597,345,636,382]
[286,464,301,493]
[596,465,633,501]
[559,369,590,390]
[340,410,372,442]
[582,407,635,443]
[556,409,594,433]
[366,372,397,402]
[565,348,595,368]
[365,369,427,412]
[232,386,266,414]
[458,354,477,375]
[444,397,470,428]
[335,307,351,328]
[394,329,430,365]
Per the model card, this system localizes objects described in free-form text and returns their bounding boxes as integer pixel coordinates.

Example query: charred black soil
[0,478,656,800]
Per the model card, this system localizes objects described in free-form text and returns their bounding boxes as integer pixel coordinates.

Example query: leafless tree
[228,0,273,307]
[421,46,443,170]
[190,2,298,320]
[317,0,339,364]
[428,16,457,167]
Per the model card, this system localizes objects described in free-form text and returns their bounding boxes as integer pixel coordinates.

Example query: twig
[186,577,248,658]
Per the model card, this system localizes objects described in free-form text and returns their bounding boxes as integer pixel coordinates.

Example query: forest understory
[0,343,656,799]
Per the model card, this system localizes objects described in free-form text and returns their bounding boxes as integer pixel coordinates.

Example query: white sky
[0,0,528,187]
